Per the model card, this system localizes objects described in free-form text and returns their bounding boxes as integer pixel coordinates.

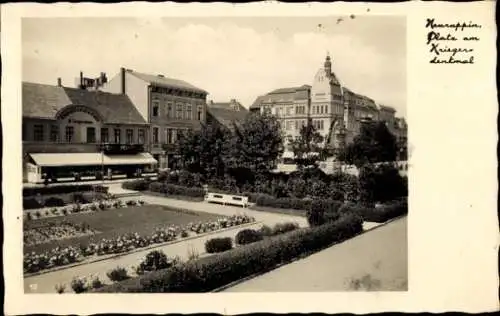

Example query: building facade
[102,68,208,169]
[22,80,155,183]
[250,54,407,159]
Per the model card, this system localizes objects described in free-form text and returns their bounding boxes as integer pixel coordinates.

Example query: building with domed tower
[250,54,407,162]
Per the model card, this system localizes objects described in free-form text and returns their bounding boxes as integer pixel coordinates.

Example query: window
[153,127,159,144]
[65,126,74,143]
[295,120,299,130]
[286,121,292,131]
[197,106,203,120]
[138,129,145,144]
[33,124,44,141]
[86,127,96,143]
[186,105,192,120]
[152,100,160,117]
[176,104,183,119]
[167,102,174,118]
[101,128,109,143]
[22,124,27,141]
[50,125,59,142]
[167,128,174,144]
[126,129,134,144]
[114,128,121,143]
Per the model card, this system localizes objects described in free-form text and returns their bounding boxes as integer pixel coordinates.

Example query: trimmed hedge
[339,199,407,223]
[205,237,233,253]
[122,179,151,191]
[94,213,363,293]
[149,182,205,198]
[23,184,107,197]
[23,198,43,210]
[255,195,312,210]
[44,197,65,207]
[235,229,263,245]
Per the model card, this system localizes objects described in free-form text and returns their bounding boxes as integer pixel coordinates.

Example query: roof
[250,95,265,109]
[128,70,207,94]
[22,82,147,125]
[378,104,396,112]
[207,103,249,131]
[268,85,310,95]
[29,152,157,167]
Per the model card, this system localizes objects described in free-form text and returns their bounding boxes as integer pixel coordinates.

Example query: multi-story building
[22,78,155,183]
[101,68,209,169]
[250,85,311,150]
[206,99,249,132]
[250,54,407,159]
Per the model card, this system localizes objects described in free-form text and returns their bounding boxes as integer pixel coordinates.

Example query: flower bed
[24,198,147,221]
[24,222,97,247]
[94,213,363,293]
[23,214,256,274]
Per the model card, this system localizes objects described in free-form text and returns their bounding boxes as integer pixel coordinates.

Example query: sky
[22,16,406,117]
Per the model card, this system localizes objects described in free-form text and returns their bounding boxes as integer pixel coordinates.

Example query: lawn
[23,204,222,254]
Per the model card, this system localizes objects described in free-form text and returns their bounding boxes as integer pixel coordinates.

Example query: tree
[338,121,397,168]
[226,111,284,175]
[358,164,407,205]
[176,124,232,178]
[290,117,325,169]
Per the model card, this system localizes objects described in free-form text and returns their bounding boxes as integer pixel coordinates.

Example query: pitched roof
[207,103,249,131]
[22,82,147,125]
[249,95,265,110]
[128,70,207,94]
[378,104,396,112]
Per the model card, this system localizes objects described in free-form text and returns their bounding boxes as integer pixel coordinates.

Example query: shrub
[235,229,263,245]
[91,276,104,289]
[358,164,407,205]
[122,179,150,191]
[340,199,407,223]
[26,212,33,221]
[181,230,189,238]
[255,194,311,210]
[136,250,172,275]
[272,222,299,235]
[44,197,66,207]
[34,211,42,219]
[62,208,69,215]
[54,283,66,294]
[258,225,273,237]
[72,193,90,204]
[106,266,130,282]
[149,182,205,198]
[205,237,233,253]
[95,213,363,293]
[23,198,43,210]
[306,200,343,227]
[70,277,88,293]
[187,246,199,261]
[126,200,137,206]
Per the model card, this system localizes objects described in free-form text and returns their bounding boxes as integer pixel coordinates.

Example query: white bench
[205,192,249,208]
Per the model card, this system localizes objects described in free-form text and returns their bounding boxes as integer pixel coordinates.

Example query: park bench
[205,192,249,208]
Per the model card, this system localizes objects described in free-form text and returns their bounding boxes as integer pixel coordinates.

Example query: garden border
[210,214,407,292]
[24,220,262,278]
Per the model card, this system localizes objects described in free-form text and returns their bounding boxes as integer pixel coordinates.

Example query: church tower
[324,53,332,77]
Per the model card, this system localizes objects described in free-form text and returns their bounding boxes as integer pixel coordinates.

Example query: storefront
[25,152,157,183]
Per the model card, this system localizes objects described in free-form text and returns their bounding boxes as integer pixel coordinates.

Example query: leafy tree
[290,118,325,169]
[226,112,284,175]
[358,164,407,205]
[176,124,232,178]
[339,121,397,168]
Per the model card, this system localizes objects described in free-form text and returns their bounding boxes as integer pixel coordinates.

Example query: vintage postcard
[2,1,498,314]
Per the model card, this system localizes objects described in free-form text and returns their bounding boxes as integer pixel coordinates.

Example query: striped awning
[29,152,157,167]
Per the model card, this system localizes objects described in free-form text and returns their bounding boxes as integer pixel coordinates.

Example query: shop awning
[29,152,157,167]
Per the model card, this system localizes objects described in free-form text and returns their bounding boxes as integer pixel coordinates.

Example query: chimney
[100,72,107,84]
[120,67,126,94]
[80,71,83,89]
[57,78,62,87]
